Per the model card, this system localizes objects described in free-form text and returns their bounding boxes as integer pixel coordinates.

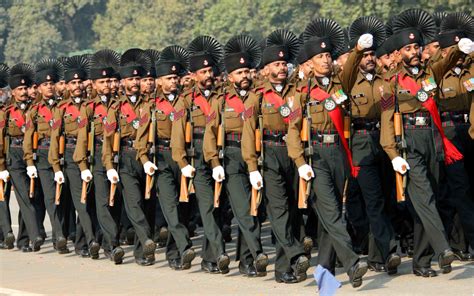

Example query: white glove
[54,171,65,184]
[458,38,474,54]
[27,166,38,178]
[298,164,314,181]
[358,33,374,50]
[0,170,9,182]
[143,161,158,176]
[391,156,410,175]
[106,169,120,184]
[81,169,93,183]
[249,171,263,190]
[181,165,195,178]
[212,166,225,182]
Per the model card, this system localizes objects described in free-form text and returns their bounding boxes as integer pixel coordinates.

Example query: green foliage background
[0,0,472,65]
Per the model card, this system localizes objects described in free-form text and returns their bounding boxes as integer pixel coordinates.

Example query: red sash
[225,94,246,114]
[263,90,290,123]
[398,75,463,164]
[156,98,175,116]
[308,86,360,177]
[38,105,53,123]
[9,108,25,129]
[65,104,80,121]
[193,93,212,116]
[120,103,138,124]
[94,104,107,121]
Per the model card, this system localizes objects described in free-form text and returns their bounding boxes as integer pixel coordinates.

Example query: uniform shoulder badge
[324,98,337,111]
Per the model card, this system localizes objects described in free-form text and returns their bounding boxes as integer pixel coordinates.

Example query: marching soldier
[48,55,100,259]
[435,12,474,261]
[23,58,69,254]
[203,34,269,277]
[346,16,401,273]
[171,36,230,275]
[74,49,125,264]
[102,48,157,266]
[380,8,473,277]
[241,29,309,283]
[0,63,44,252]
[286,18,371,287]
[135,45,196,270]
[0,63,15,250]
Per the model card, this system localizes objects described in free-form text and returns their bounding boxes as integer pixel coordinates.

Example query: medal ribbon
[263,90,290,123]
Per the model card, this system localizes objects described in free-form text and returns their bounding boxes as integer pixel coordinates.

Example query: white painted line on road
[0,288,44,296]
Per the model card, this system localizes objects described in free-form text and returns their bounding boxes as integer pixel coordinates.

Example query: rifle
[179,89,196,202]
[55,117,65,205]
[0,116,10,201]
[250,93,264,217]
[393,74,407,202]
[341,96,353,219]
[214,88,226,208]
[109,107,121,207]
[81,106,95,204]
[145,100,156,200]
[29,115,39,198]
[298,79,313,209]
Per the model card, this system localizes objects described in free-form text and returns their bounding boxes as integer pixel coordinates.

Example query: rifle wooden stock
[29,178,35,198]
[0,180,4,201]
[255,129,261,152]
[343,115,351,139]
[189,180,195,194]
[87,131,93,152]
[298,177,308,209]
[217,125,224,147]
[395,164,407,202]
[179,175,189,202]
[147,123,154,143]
[394,112,402,137]
[300,118,308,141]
[80,181,88,204]
[185,122,192,143]
[54,182,61,205]
[59,135,65,155]
[109,178,117,206]
[250,188,259,216]
[32,131,38,149]
[112,132,120,152]
[145,174,153,200]
[214,181,222,208]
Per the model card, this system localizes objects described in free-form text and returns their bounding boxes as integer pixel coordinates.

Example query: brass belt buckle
[323,134,335,143]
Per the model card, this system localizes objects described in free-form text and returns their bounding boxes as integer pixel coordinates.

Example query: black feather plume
[266,29,299,62]
[0,63,9,88]
[64,55,90,73]
[303,18,345,55]
[120,48,152,70]
[440,12,474,39]
[188,35,223,64]
[91,49,121,69]
[393,9,437,45]
[35,58,64,80]
[349,16,387,48]
[159,45,190,70]
[225,34,262,68]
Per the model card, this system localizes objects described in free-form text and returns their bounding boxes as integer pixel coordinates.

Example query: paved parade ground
[1,196,473,296]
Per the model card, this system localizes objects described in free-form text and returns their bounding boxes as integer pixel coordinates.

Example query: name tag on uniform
[225,108,235,112]
[398,89,410,94]
[192,105,199,111]
[353,93,364,98]
[442,88,454,92]
[263,103,273,108]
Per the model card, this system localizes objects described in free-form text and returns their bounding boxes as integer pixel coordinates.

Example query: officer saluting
[203,34,269,277]
[135,45,196,270]
[380,8,474,277]
[241,29,309,284]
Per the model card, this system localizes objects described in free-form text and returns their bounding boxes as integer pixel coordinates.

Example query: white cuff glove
[106,169,120,184]
[392,156,410,175]
[458,38,474,54]
[212,166,225,182]
[358,33,374,50]
[81,169,93,183]
[0,170,9,182]
[54,171,65,184]
[298,164,314,181]
[143,161,158,176]
[249,171,263,190]
[181,165,195,178]
[27,166,38,178]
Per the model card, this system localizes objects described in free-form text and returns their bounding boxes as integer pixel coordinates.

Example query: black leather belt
[94,136,104,145]
[311,131,340,144]
[65,137,77,146]
[157,138,171,147]
[225,132,242,147]
[441,111,469,124]
[38,137,50,148]
[121,138,134,148]
[263,130,287,143]
[10,136,23,146]
[352,118,380,131]
[403,112,431,127]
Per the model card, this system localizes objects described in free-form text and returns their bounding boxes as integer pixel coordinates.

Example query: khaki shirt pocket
[224,111,242,130]
[310,103,325,124]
